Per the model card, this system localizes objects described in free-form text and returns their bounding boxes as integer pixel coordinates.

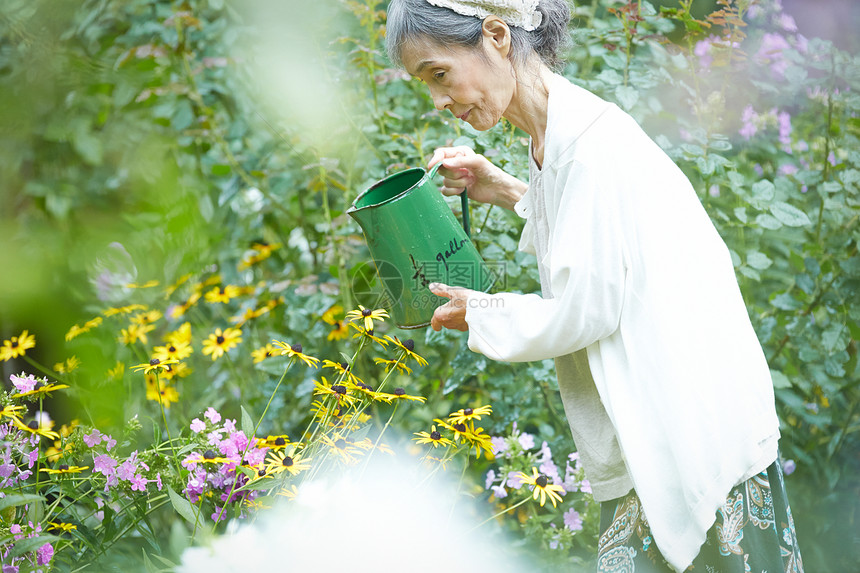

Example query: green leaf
[771,292,802,310]
[770,369,791,389]
[733,207,748,223]
[746,251,773,270]
[211,164,232,176]
[614,85,639,111]
[755,213,782,230]
[769,201,811,227]
[241,405,255,437]
[0,494,44,513]
[167,487,202,528]
[751,180,775,204]
[9,534,62,558]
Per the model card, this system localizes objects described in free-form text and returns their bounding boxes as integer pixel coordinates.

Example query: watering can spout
[347,163,494,329]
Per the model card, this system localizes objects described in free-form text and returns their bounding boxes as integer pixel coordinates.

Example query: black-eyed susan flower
[125,279,160,289]
[132,358,179,375]
[160,361,191,381]
[65,317,102,341]
[238,241,280,270]
[276,484,299,499]
[0,404,26,422]
[321,360,363,386]
[164,272,192,297]
[447,405,493,425]
[130,310,162,326]
[348,323,389,349]
[1,330,36,361]
[376,387,426,403]
[327,321,350,341]
[517,467,565,508]
[153,340,193,362]
[230,305,270,327]
[53,356,81,374]
[251,343,278,364]
[12,418,61,441]
[258,435,291,450]
[204,284,241,304]
[186,449,233,465]
[47,521,78,533]
[321,304,343,326]
[413,425,453,448]
[373,357,412,375]
[103,304,147,317]
[168,292,201,319]
[13,381,70,399]
[107,361,125,379]
[462,425,495,459]
[320,433,362,465]
[119,323,155,345]
[434,418,470,443]
[264,449,312,477]
[45,439,74,463]
[272,340,319,368]
[345,305,389,332]
[165,322,192,346]
[145,377,179,408]
[313,376,356,405]
[40,464,89,475]
[202,327,243,361]
[385,336,429,366]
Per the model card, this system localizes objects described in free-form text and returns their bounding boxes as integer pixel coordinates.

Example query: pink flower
[490,485,508,499]
[739,105,758,140]
[155,472,163,491]
[485,469,496,489]
[204,407,221,424]
[10,373,37,394]
[490,436,508,456]
[563,508,584,531]
[506,471,524,489]
[84,430,103,448]
[104,435,117,451]
[517,433,535,450]
[36,542,53,565]
[26,449,39,469]
[130,474,148,492]
[580,479,593,494]
[93,454,117,476]
[190,418,206,433]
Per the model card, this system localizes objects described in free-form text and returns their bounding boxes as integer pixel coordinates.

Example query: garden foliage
[0,0,857,571]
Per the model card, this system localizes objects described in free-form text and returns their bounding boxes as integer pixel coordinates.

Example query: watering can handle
[428,162,471,238]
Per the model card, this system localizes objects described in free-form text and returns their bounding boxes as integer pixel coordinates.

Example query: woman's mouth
[456,109,470,121]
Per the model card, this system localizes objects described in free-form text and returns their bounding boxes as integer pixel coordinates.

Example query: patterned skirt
[597,460,803,572]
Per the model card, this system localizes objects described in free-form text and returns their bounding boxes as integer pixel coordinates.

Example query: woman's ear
[481,16,511,59]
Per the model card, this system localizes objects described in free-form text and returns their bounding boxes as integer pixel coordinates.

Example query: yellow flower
[447,405,493,425]
[165,322,192,346]
[152,340,193,362]
[321,304,343,325]
[164,272,192,297]
[40,464,89,475]
[230,305,270,327]
[348,323,389,349]
[1,330,36,361]
[0,404,26,422]
[327,321,350,341]
[13,381,70,399]
[119,323,155,345]
[131,310,162,326]
[321,360,363,386]
[271,340,319,368]
[204,284,242,304]
[385,336,429,366]
[413,425,453,448]
[320,433,363,465]
[238,242,280,269]
[186,449,234,465]
[258,435,291,450]
[345,305,389,332]
[516,467,565,508]
[313,376,357,405]
[48,521,78,532]
[373,357,412,375]
[251,343,278,364]
[12,418,61,441]
[65,317,103,341]
[202,328,243,361]
[53,356,81,374]
[145,377,179,408]
[375,387,426,403]
[168,292,201,319]
[103,304,147,317]
[125,279,160,289]
[264,449,312,477]
[131,358,179,375]
[107,361,125,379]
[160,361,191,381]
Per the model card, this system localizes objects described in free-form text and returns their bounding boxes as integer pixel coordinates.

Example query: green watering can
[347,163,496,329]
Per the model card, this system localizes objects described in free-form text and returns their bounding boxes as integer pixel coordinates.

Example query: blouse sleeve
[464,160,628,362]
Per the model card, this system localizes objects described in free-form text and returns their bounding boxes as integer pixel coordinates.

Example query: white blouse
[464,74,779,572]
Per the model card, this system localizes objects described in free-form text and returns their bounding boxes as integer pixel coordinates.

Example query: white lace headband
[426,0,543,32]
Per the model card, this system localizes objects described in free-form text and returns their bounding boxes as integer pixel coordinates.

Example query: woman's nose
[430,89,452,111]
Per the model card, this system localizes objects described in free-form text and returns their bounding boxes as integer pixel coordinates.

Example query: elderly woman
[385,1,803,572]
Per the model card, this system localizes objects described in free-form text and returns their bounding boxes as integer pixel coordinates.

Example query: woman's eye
[433,71,445,80]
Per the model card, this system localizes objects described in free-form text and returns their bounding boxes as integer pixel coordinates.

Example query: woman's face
[400,36,515,131]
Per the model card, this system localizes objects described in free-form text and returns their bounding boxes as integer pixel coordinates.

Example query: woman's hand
[429,283,472,332]
[428,146,527,211]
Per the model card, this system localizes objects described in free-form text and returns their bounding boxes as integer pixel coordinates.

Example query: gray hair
[385,0,572,71]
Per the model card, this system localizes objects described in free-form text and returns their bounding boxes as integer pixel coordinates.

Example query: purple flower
[490,436,508,456]
[93,454,117,475]
[782,459,796,475]
[155,472,163,491]
[485,469,496,489]
[507,471,524,489]
[756,33,791,77]
[222,419,237,433]
[10,373,37,394]
[518,433,535,450]
[777,13,797,33]
[190,418,206,433]
[211,510,226,523]
[204,407,221,424]
[3,564,19,573]
[36,543,53,565]
[26,449,39,469]
[104,434,117,451]
[10,524,21,535]
[563,508,584,531]
[739,105,758,140]
[580,479,593,494]
[244,446,267,466]
[694,36,714,69]
[84,430,103,447]
[490,485,508,499]
[777,110,792,150]
[130,474,148,492]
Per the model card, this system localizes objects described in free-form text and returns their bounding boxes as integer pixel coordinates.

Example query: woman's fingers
[428,146,475,169]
